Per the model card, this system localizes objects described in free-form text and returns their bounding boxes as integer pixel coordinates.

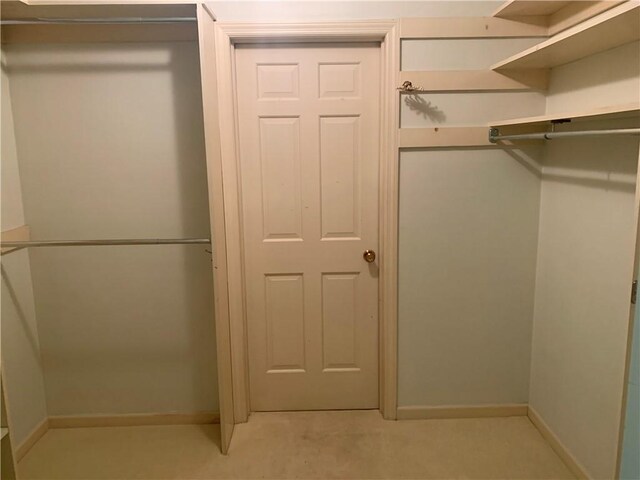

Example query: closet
[0,1,639,479]
[397,2,639,479]
[0,0,234,467]
[494,4,640,479]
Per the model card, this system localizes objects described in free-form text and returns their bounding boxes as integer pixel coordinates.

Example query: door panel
[320,116,361,239]
[258,117,303,240]
[236,44,380,411]
[322,272,360,371]
[265,274,306,372]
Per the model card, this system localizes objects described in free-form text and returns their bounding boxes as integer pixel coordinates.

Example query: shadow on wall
[403,94,447,123]
[539,118,639,194]
[1,262,42,367]
[496,117,639,190]
[502,148,543,178]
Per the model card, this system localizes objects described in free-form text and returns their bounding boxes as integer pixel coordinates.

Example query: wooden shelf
[493,1,571,18]
[489,103,640,128]
[0,2,196,21]
[493,1,625,35]
[0,2,198,44]
[399,127,492,148]
[492,2,640,70]
[399,69,549,91]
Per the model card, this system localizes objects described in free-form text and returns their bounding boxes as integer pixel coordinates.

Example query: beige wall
[398,147,542,406]
[402,37,542,71]
[4,42,218,416]
[210,1,502,21]
[1,54,49,447]
[397,32,545,407]
[529,42,640,479]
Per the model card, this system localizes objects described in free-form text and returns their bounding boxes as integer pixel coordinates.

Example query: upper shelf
[0,2,196,21]
[493,1,625,36]
[0,1,200,44]
[492,2,640,70]
[489,103,640,128]
[493,1,572,18]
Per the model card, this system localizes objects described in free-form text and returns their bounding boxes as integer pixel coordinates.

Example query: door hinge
[632,280,638,305]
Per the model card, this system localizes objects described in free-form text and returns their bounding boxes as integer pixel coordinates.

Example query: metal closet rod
[0,238,210,248]
[489,127,640,143]
[1,17,197,25]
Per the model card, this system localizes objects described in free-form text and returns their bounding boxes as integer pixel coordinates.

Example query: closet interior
[0,1,639,479]
[399,4,639,479]
[0,0,222,473]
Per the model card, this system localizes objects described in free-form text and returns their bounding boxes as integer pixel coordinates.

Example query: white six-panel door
[235,43,381,411]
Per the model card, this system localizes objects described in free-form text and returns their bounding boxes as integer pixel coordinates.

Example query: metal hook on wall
[397,80,424,93]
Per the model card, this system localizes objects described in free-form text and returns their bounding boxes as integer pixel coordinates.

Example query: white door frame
[212,21,400,423]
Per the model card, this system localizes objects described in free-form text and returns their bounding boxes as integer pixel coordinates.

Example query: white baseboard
[48,412,220,428]
[18,406,589,480]
[15,417,48,462]
[397,403,528,420]
[527,406,590,480]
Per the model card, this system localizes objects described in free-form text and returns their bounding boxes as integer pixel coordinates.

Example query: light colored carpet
[19,410,575,479]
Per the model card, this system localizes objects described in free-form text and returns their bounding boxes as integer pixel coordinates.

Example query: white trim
[203,2,217,22]
[15,418,48,462]
[528,406,590,479]
[213,21,400,422]
[216,21,398,43]
[48,412,220,428]
[214,22,251,423]
[399,127,493,148]
[397,404,528,420]
[400,70,549,92]
[196,4,235,454]
[12,413,220,460]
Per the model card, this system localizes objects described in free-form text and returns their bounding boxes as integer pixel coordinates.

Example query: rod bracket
[489,128,500,143]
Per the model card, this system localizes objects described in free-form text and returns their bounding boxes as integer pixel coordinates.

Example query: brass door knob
[363,250,376,263]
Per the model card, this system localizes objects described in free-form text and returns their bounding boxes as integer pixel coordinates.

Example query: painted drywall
[528,40,640,479]
[0,54,49,447]
[398,147,542,406]
[621,287,639,479]
[209,1,502,21]
[402,37,542,71]
[397,32,545,407]
[4,42,218,416]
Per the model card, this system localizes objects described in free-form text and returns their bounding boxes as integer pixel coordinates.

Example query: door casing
[212,21,400,424]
